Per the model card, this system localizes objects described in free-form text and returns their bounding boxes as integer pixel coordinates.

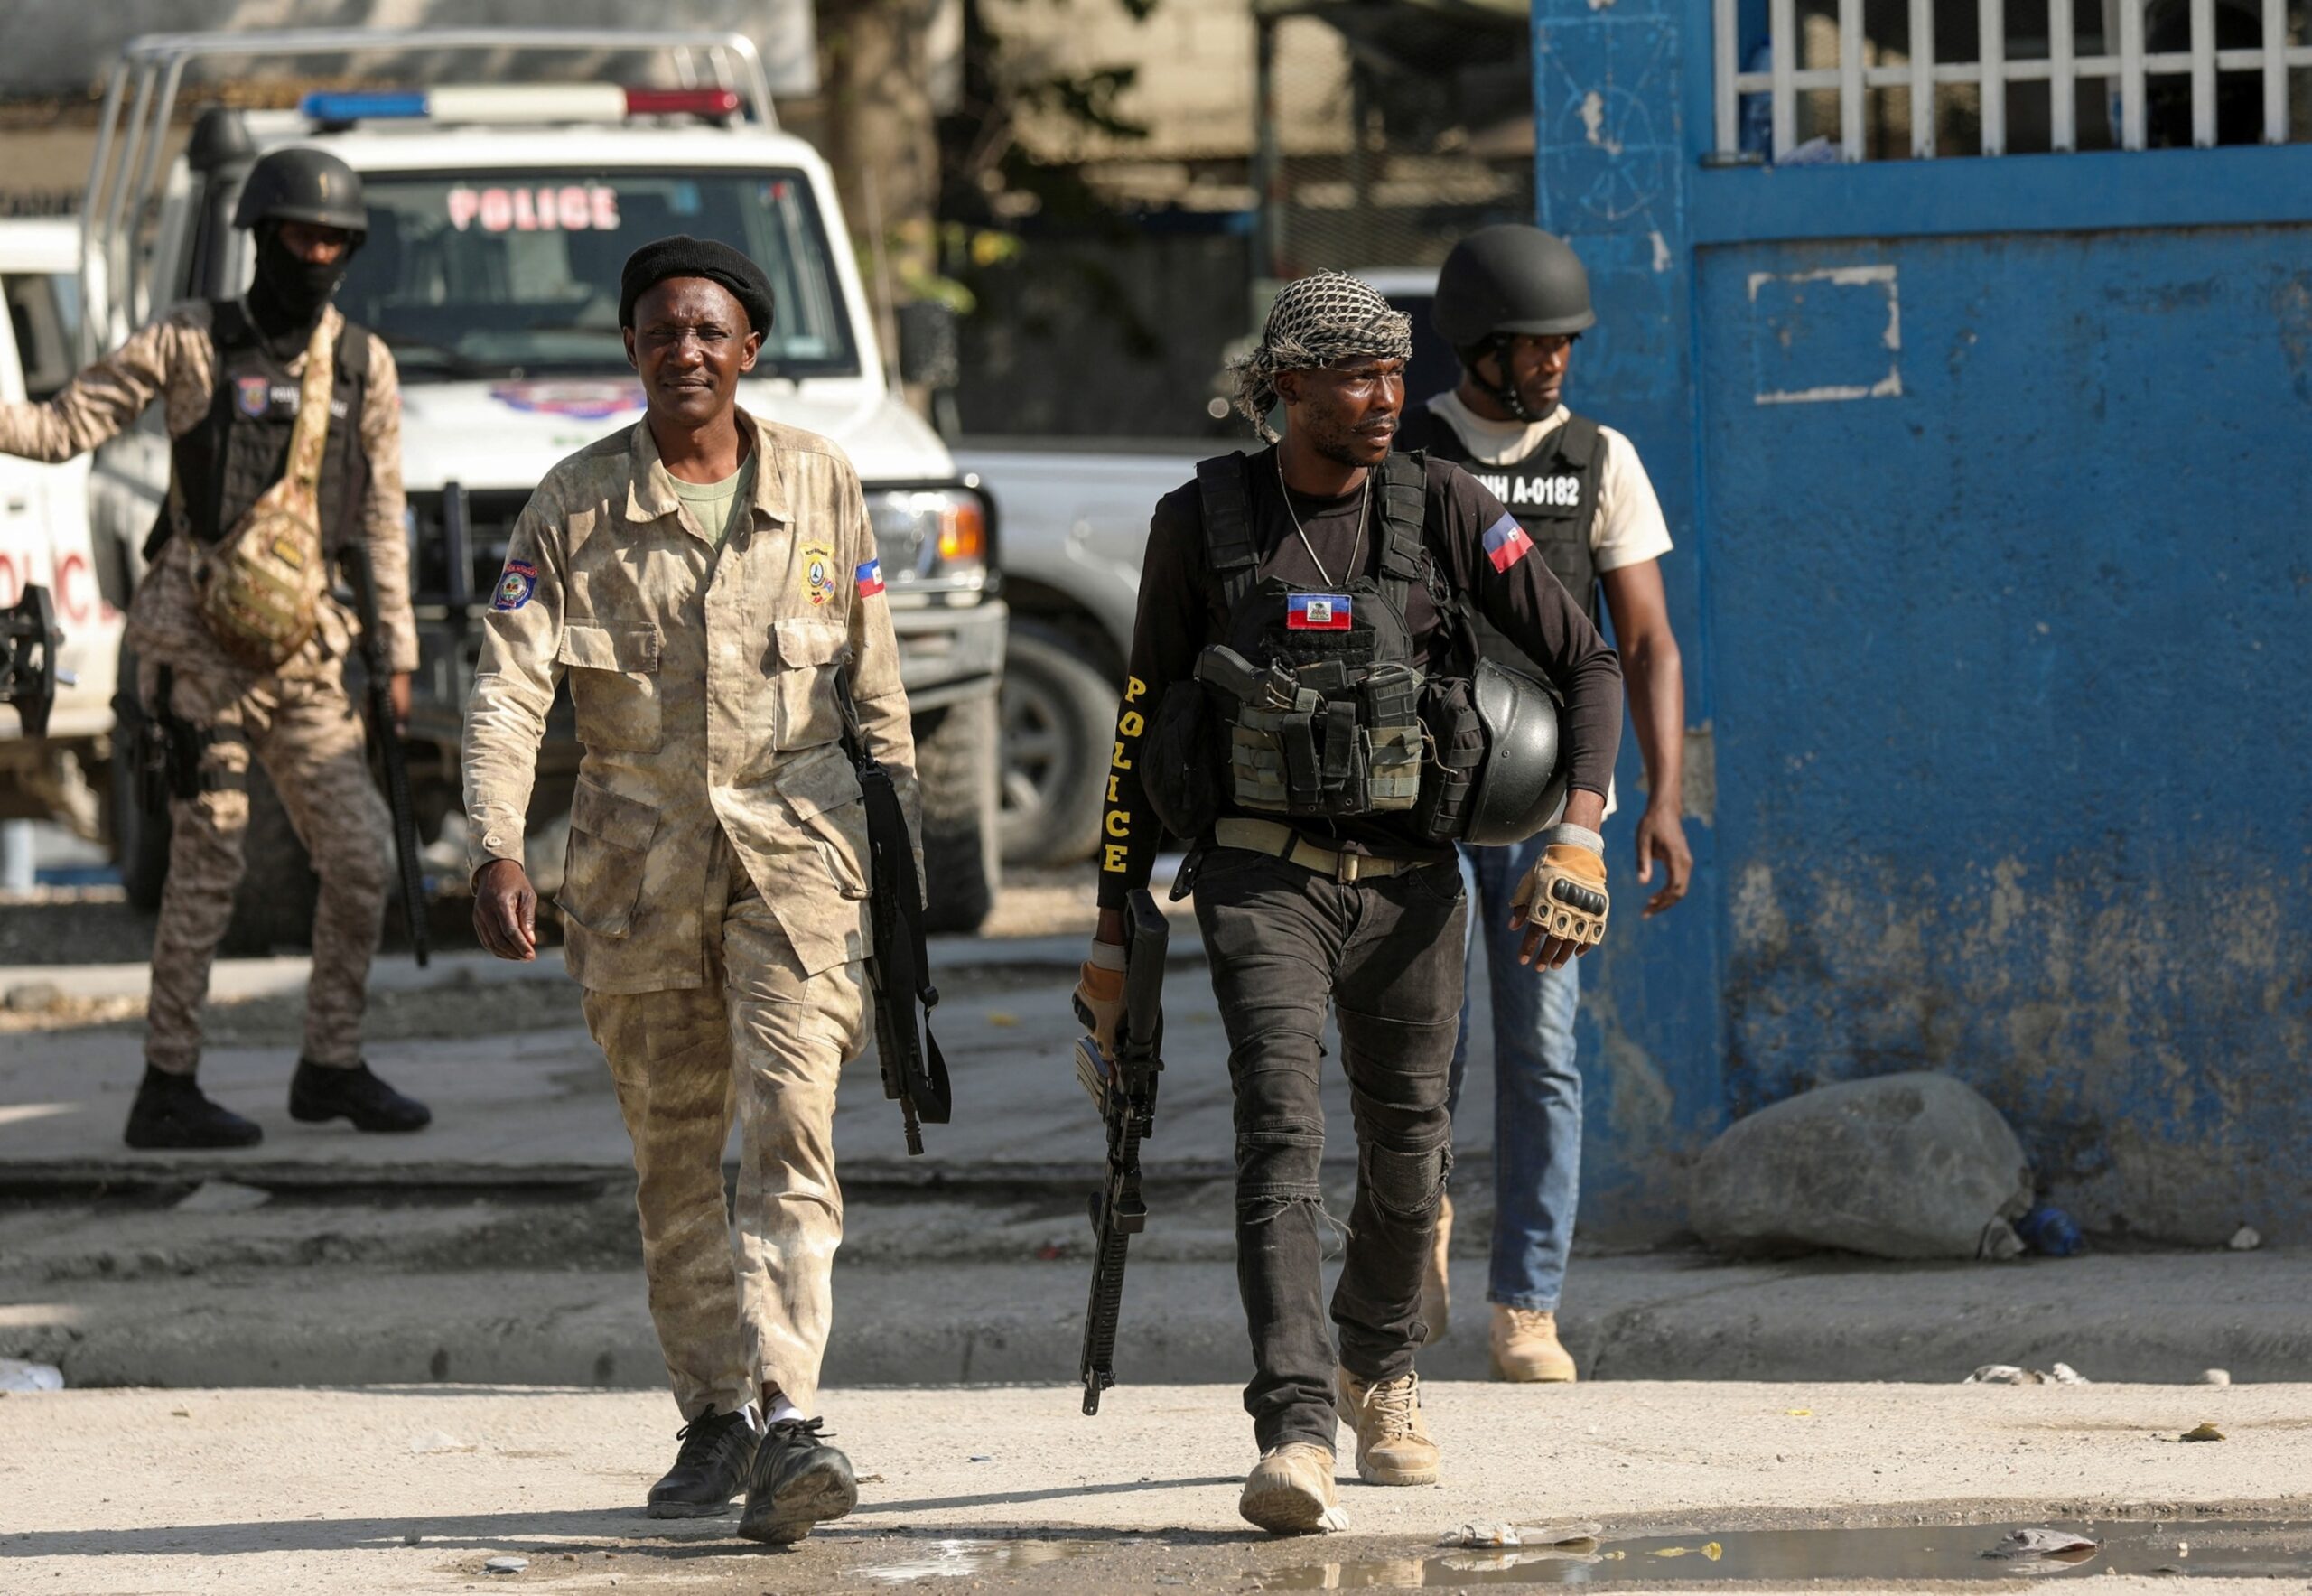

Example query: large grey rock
[1690,1071,2033,1260]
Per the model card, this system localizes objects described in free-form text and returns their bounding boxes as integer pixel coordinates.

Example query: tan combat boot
[1419,1191,1452,1343]
[1239,1443,1348,1535]
[1336,1370,1441,1486]
[1489,1305,1578,1382]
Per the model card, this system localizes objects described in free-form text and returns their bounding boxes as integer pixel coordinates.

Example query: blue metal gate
[1534,0,2312,1244]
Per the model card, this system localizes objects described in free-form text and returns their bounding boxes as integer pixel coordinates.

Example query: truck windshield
[332,169,857,380]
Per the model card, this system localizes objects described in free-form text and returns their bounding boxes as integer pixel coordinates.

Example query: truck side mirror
[896,300,960,392]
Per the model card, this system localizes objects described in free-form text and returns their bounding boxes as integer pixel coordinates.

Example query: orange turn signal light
[938,500,987,564]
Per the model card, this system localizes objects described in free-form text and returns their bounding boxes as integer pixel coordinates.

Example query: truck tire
[997,618,1116,868]
[915,691,999,935]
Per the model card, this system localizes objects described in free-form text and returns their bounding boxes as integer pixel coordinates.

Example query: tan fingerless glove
[1512,835,1610,948]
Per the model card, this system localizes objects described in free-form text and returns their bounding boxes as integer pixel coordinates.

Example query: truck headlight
[864,481,995,598]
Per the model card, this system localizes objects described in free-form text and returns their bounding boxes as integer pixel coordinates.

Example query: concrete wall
[1534,0,2312,1245]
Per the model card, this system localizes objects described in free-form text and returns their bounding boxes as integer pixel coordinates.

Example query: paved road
[5,1381,2306,1593]
[0,933,1507,1188]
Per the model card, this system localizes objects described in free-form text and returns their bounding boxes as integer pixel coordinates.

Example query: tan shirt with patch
[0,301,419,683]
[461,412,919,995]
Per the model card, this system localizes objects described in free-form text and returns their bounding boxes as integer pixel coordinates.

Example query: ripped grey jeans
[1190,844,1466,1455]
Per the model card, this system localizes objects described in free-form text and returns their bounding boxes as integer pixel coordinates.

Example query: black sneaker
[123,1066,263,1150]
[647,1407,758,1518]
[288,1059,432,1133]
[737,1417,858,1545]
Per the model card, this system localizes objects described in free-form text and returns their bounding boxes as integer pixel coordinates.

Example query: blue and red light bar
[300,84,742,125]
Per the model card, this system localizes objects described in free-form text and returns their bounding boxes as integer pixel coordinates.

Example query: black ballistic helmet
[1432,225,1597,347]
[232,147,368,238]
[1462,659,1570,847]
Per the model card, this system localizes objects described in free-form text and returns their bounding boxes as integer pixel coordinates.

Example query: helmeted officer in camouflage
[0,146,429,1149]
[464,236,918,1545]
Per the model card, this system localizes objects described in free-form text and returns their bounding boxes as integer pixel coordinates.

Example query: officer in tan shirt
[464,238,916,1545]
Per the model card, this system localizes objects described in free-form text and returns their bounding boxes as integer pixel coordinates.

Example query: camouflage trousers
[581,851,868,1422]
[142,661,391,1075]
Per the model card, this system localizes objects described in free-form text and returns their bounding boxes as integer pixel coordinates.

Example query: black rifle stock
[1078,887,1169,1415]
[834,667,950,1153]
[340,539,428,967]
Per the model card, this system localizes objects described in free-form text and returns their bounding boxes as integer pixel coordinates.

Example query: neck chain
[1276,451,1369,589]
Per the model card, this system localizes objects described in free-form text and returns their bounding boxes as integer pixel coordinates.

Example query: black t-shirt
[1095,445,1624,910]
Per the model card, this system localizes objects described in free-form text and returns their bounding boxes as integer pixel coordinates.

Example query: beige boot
[1489,1305,1578,1382]
[1239,1442,1348,1535]
[1419,1191,1452,1344]
[1336,1370,1442,1486]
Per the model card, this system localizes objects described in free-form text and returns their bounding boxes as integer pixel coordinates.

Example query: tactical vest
[1140,452,1500,845]
[1191,451,1431,820]
[165,301,371,556]
[1402,402,1604,628]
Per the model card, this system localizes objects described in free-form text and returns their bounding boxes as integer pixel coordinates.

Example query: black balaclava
[247,223,352,355]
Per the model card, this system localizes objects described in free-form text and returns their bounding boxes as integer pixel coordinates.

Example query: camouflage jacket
[0,301,418,685]
[462,411,919,994]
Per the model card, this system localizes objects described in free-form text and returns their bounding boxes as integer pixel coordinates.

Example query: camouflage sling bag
[195,317,335,669]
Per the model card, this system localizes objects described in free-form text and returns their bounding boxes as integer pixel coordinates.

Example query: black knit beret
[618,235,776,334]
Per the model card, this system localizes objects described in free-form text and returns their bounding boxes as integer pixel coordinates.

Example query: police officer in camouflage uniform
[464,237,917,1545]
[0,147,430,1149]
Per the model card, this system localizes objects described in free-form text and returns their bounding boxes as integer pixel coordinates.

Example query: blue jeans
[1447,835,1581,1312]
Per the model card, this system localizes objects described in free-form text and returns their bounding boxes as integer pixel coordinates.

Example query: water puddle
[853,1536,1102,1583]
[1258,1520,2312,1587]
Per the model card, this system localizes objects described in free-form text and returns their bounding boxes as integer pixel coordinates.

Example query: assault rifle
[1076,887,1169,1415]
[834,667,951,1153]
[0,586,66,738]
[340,540,428,967]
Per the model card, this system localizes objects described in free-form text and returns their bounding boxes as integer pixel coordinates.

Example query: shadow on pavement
[12,1478,1250,1562]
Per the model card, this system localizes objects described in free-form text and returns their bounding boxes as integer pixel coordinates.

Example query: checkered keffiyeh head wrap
[1229,269,1414,442]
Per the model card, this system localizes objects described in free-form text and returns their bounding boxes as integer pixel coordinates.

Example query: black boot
[738,1417,858,1545]
[647,1407,758,1518]
[124,1065,263,1150]
[288,1059,432,1133]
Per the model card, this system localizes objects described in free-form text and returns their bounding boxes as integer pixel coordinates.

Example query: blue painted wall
[1534,0,2312,1244]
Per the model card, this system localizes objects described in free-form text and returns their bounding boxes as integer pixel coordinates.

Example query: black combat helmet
[1433,225,1596,346]
[1462,659,1571,847]
[232,147,368,238]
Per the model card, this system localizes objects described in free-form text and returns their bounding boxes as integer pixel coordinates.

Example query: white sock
[738,1401,765,1435]
[765,1393,804,1426]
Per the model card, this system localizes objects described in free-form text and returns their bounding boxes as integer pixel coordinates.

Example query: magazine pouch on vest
[189,314,350,669]
[1186,451,1427,821]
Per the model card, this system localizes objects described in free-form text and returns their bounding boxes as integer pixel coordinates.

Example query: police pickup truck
[0,218,119,845]
[79,30,1004,944]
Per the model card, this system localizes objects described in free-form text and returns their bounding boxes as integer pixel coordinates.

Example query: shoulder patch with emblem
[492,559,539,612]
[236,375,273,417]
[801,540,836,606]
[854,558,884,598]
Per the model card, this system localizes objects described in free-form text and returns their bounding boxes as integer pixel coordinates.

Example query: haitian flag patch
[1285,593,1351,630]
[854,558,885,598]
[1480,512,1534,574]
[491,560,538,611]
